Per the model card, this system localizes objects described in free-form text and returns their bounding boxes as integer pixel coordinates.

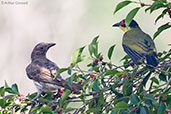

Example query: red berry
[118,74,122,78]
[57,109,61,113]
[99,56,103,61]
[155,93,159,97]
[94,59,98,63]
[128,77,131,80]
[51,106,56,110]
[90,74,96,77]
[162,99,167,103]
[133,84,136,88]
[60,90,64,93]
[123,75,127,78]
[80,80,83,83]
[168,9,171,14]
[141,3,145,7]
[54,98,57,102]
[59,93,63,97]
[131,108,136,112]
[68,113,71,114]
[102,62,106,65]
[166,109,171,113]
[19,98,23,101]
[18,93,24,97]
[130,61,134,67]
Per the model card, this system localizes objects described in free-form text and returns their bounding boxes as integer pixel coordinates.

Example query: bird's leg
[31,90,42,105]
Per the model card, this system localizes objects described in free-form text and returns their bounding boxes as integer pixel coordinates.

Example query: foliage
[0,0,171,114]
[114,0,171,39]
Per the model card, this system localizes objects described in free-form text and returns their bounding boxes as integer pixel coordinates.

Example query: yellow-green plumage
[113,19,158,66]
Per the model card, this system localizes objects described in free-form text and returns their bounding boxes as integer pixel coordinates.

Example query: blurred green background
[0,0,170,94]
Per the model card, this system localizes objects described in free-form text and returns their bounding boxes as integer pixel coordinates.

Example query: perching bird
[112,19,158,66]
[26,42,82,101]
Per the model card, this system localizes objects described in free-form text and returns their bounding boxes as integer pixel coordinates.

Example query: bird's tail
[145,54,158,67]
[58,79,82,93]
[71,83,82,93]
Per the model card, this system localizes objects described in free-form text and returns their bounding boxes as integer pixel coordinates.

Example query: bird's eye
[120,19,125,25]
[40,47,44,50]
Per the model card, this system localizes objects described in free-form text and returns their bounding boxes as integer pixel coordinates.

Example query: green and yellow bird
[113,19,158,66]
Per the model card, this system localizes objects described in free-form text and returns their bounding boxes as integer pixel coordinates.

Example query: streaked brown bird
[26,42,82,101]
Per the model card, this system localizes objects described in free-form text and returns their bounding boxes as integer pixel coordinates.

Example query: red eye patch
[120,19,125,25]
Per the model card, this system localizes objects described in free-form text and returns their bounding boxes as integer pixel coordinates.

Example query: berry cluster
[168,9,171,18]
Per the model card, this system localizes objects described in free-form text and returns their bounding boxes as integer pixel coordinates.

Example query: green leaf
[11,83,19,94]
[114,101,128,109]
[142,72,151,87]
[0,99,5,108]
[125,7,140,27]
[5,81,9,88]
[93,79,100,92]
[86,108,101,113]
[105,69,118,76]
[0,87,5,97]
[108,45,116,60]
[114,1,132,14]
[130,94,140,104]
[40,105,52,113]
[153,22,171,39]
[150,1,166,13]
[159,72,167,82]
[157,103,166,114]
[123,80,133,96]
[88,36,99,57]
[55,68,69,78]
[140,106,149,114]
[150,77,159,85]
[60,89,71,105]
[5,87,14,93]
[72,46,87,65]
[155,9,168,24]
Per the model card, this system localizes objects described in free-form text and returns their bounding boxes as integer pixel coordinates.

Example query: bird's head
[112,19,139,32]
[31,42,56,60]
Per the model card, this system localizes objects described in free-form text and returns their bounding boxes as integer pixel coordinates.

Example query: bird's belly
[34,81,60,92]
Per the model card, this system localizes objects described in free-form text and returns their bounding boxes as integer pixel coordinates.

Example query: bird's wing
[123,31,156,55]
[122,44,144,64]
[26,63,67,86]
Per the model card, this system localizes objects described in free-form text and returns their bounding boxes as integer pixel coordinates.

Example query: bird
[112,19,158,66]
[26,42,82,101]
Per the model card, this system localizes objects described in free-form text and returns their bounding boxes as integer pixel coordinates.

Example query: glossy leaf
[114,1,132,14]
[55,68,69,78]
[88,36,99,57]
[40,105,52,113]
[125,7,140,27]
[150,77,159,85]
[139,106,149,114]
[153,22,171,39]
[157,103,166,114]
[130,94,140,104]
[159,72,167,81]
[108,45,116,60]
[72,46,88,65]
[114,101,128,109]
[155,9,168,24]
[86,108,101,113]
[11,83,19,94]
[93,79,100,92]
[105,69,118,76]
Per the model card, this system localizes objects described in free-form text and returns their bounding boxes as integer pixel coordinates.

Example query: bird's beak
[112,23,120,27]
[47,43,56,48]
